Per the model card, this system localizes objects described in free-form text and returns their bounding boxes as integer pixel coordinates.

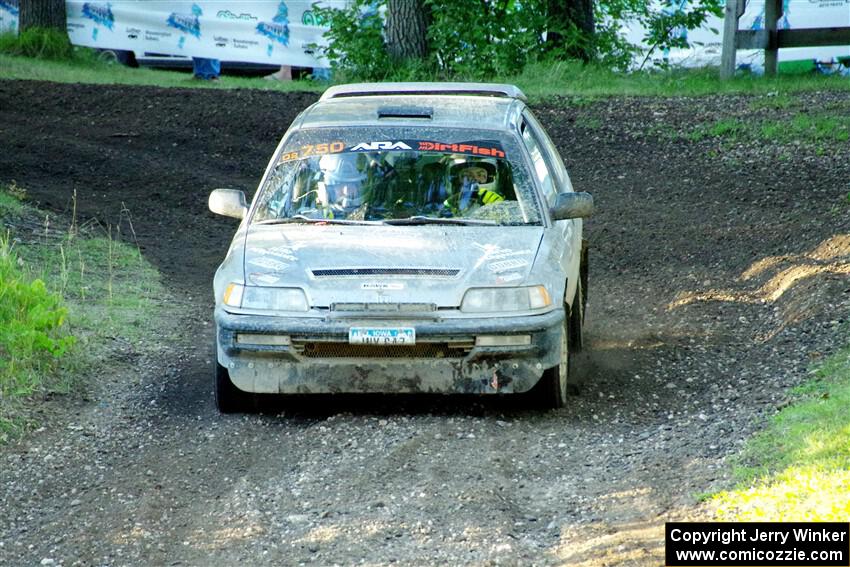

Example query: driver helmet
[319,154,366,209]
[449,158,498,194]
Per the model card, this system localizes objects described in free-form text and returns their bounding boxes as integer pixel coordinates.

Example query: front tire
[214,339,255,413]
[567,282,584,396]
[535,317,570,409]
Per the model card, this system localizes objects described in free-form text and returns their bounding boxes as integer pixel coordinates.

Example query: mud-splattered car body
[209,83,592,411]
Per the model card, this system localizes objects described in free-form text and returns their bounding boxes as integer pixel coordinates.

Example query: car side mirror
[550,192,593,221]
[209,189,248,220]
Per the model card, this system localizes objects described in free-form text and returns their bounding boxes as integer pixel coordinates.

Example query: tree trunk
[19,0,67,32]
[386,0,430,61]
[546,0,596,62]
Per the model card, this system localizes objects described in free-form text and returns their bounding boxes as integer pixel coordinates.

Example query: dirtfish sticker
[257,1,290,56]
[0,0,19,17]
[82,2,113,40]
[167,3,203,44]
[418,141,506,158]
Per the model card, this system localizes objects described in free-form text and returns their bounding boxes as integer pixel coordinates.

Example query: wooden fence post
[764,0,781,75]
[721,0,742,79]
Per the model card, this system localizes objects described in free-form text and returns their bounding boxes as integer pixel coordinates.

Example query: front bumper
[214,308,564,395]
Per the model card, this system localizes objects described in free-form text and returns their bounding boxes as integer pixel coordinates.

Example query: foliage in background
[312,0,723,80]
[0,27,74,60]
[311,2,392,81]
[424,0,548,78]
[593,0,722,70]
[712,346,850,521]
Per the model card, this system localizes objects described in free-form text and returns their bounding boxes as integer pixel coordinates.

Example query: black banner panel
[666,522,850,567]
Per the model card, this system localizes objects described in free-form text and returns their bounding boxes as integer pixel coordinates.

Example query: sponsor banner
[64,1,346,68]
[280,140,507,163]
[0,0,18,34]
[624,0,850,73]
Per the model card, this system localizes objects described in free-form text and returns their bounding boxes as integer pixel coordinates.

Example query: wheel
[580,240,589,322]
[567,282,584,396]
[569,281,584,354]
[534,316,570,409]
[214,339,255,414]
[97,49,138,67]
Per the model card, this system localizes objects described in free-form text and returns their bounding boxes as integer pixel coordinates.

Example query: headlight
[461,285,552,313]
[223,283,309,312]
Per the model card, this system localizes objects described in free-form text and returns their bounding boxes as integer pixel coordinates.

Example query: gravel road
[1,82,848,566]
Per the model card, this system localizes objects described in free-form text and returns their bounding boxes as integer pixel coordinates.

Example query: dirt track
[1,81,849,566]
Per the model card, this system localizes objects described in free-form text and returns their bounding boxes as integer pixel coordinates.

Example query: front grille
[330,302,436,313]
[311,268,460,278]
[292,341,473,359]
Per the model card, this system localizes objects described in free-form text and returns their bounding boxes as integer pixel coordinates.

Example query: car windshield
[252,128,542,226]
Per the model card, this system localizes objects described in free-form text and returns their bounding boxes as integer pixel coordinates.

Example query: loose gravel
[0,83,848,566]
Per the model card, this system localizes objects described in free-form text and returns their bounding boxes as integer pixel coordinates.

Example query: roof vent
[377,106,433,120]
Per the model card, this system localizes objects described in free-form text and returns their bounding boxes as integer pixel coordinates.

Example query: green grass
[0,233,75,439]
[0,52,324,93]
[0,185,170,441]
[712,345,850,521]
[508,61,850,101]
[688,113,850,144]
[0,28,73,60]
[761,114,850,143]
[0,184,25,218]
[2,52,849,99]
[748,93,796,111]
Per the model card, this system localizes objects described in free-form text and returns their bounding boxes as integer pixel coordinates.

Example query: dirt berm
[0,81,848,565]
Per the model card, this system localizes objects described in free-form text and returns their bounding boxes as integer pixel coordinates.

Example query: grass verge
[0,27,74,60]
[1,52,849,99]
[711,345,850,521]
[0,185,170,441]
[0,51,323,93]
[688,114,850,145]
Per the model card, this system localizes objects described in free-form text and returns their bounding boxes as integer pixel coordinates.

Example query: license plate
[348,327,416,345]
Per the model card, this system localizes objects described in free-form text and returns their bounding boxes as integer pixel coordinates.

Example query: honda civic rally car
[209,82,593,412]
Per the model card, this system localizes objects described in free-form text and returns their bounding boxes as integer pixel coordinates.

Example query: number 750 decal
[281,141,345,162]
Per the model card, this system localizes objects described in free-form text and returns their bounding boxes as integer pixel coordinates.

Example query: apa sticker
[350,141,413,152]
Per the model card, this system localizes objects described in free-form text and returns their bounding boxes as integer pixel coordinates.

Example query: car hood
[242,224,544,308]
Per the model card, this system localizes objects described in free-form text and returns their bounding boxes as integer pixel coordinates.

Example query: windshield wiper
[255,215,380,226]
[382,216,497,226]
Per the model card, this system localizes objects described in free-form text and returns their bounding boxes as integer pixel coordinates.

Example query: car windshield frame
[248,126,545,227]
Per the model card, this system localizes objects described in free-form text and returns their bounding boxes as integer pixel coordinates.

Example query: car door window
[520,119,557,206]
[523,112,576,196]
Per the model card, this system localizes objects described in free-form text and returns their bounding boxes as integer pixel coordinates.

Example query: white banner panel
[624,0,850,72]
[65,1,346,68]
[0,0,18,34]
